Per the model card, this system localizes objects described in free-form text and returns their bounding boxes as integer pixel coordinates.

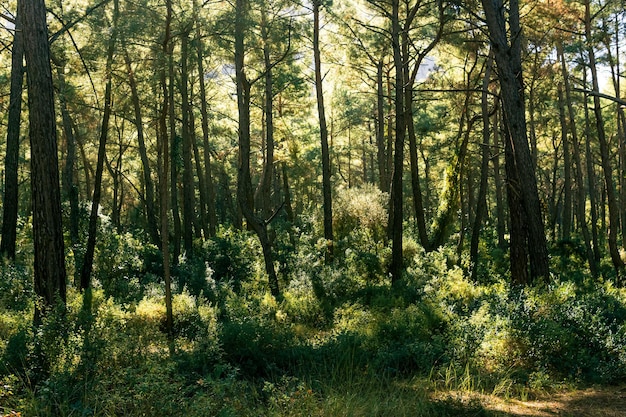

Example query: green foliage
[0,263,32,312]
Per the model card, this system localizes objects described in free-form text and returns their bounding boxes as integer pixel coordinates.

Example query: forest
[1,0,626,415]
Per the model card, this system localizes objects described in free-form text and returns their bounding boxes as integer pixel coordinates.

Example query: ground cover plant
[1,221,625,416]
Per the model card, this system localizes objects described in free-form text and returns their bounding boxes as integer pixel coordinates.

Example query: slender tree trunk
[492,112,507,249]
[389,0,405,285]
[80,0,119,290]
[194,12,217,237]
[559,43,598,276]
[1,4,24,261]
[313,0,333,263]
[558,81,572,241]
[470,52,493,281]
[235,0,280,298]
[159,0,174,341]
[124,50,160,247]
[191,110,209,238]
[169,44,182,265]
[21,0,67,319]
[603,21,626,251]
[56,64,80,254]
[180,30,195,257]
[584,0,624,273]
[255,13,275,220]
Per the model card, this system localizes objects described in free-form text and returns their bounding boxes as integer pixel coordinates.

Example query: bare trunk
[314,0,333,263]
[80,0,119,290]
[1,5,24,261]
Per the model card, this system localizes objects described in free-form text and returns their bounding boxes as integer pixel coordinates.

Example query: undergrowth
[1,219,626,416]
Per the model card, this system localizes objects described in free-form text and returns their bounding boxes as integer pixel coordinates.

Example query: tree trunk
[558,81,572,241]
[180,30,195,257]
[492,112,507,249]
[470,52,493,281]
[21,0,67,318]
[389,0,405,285]
[255,12,275,220]
[124,49,160,247]
[313,0,333,263]
[559,42,598,277]
[80,0,119,290]
[159,0,174,341]
[169,45,182,265]
[1,5,24,261]
[55,63,80,255]
[194,11,217,237]
[481,0,550,282]
[235,0,280,298]
[584,0,624,274]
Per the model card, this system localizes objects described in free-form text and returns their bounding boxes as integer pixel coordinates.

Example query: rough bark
[21,0,67,317]
[481,0,550,282]
[1,4,24,260]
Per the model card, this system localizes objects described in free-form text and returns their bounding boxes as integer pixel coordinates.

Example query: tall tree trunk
[169,44,182,265]
[235,0,280,298]
[1,4,24,260]
[389,0,405,285]
[180,30,195,257]
[584,0,624,273]
[559,42,598,276]
[80,0,119,290]
[313,0,333,263]
[255,13,275,220]
[56,63,80,255]
[191,109,209,238]
[21,0,67,319]
[470,52,493,281]
[558,81,572,241]
[159,0,174,341]
[481,0,550,282]
[492,112,507,249]
[124,50,160,247]
[194,11,217,237]
[602,20,626,251]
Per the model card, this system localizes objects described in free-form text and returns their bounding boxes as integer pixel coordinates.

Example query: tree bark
[21,0,67,318]
[389,0,405,285]
[313,0,333,263]
[470,52,493,281]
[180,30,195,257]
[80,0,119,290]
[559,42,598,276]
[159,0,174,341]
[584,0,624,274]
[481,0,550,282]
[235,0,280,298]
[124,50,160,247]
[194,12,217,237]
[1,5,24,261]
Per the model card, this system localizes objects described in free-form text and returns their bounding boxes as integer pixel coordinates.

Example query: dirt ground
[482,386,626,416]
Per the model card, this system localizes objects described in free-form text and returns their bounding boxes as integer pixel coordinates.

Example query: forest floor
[461,385,626,416]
